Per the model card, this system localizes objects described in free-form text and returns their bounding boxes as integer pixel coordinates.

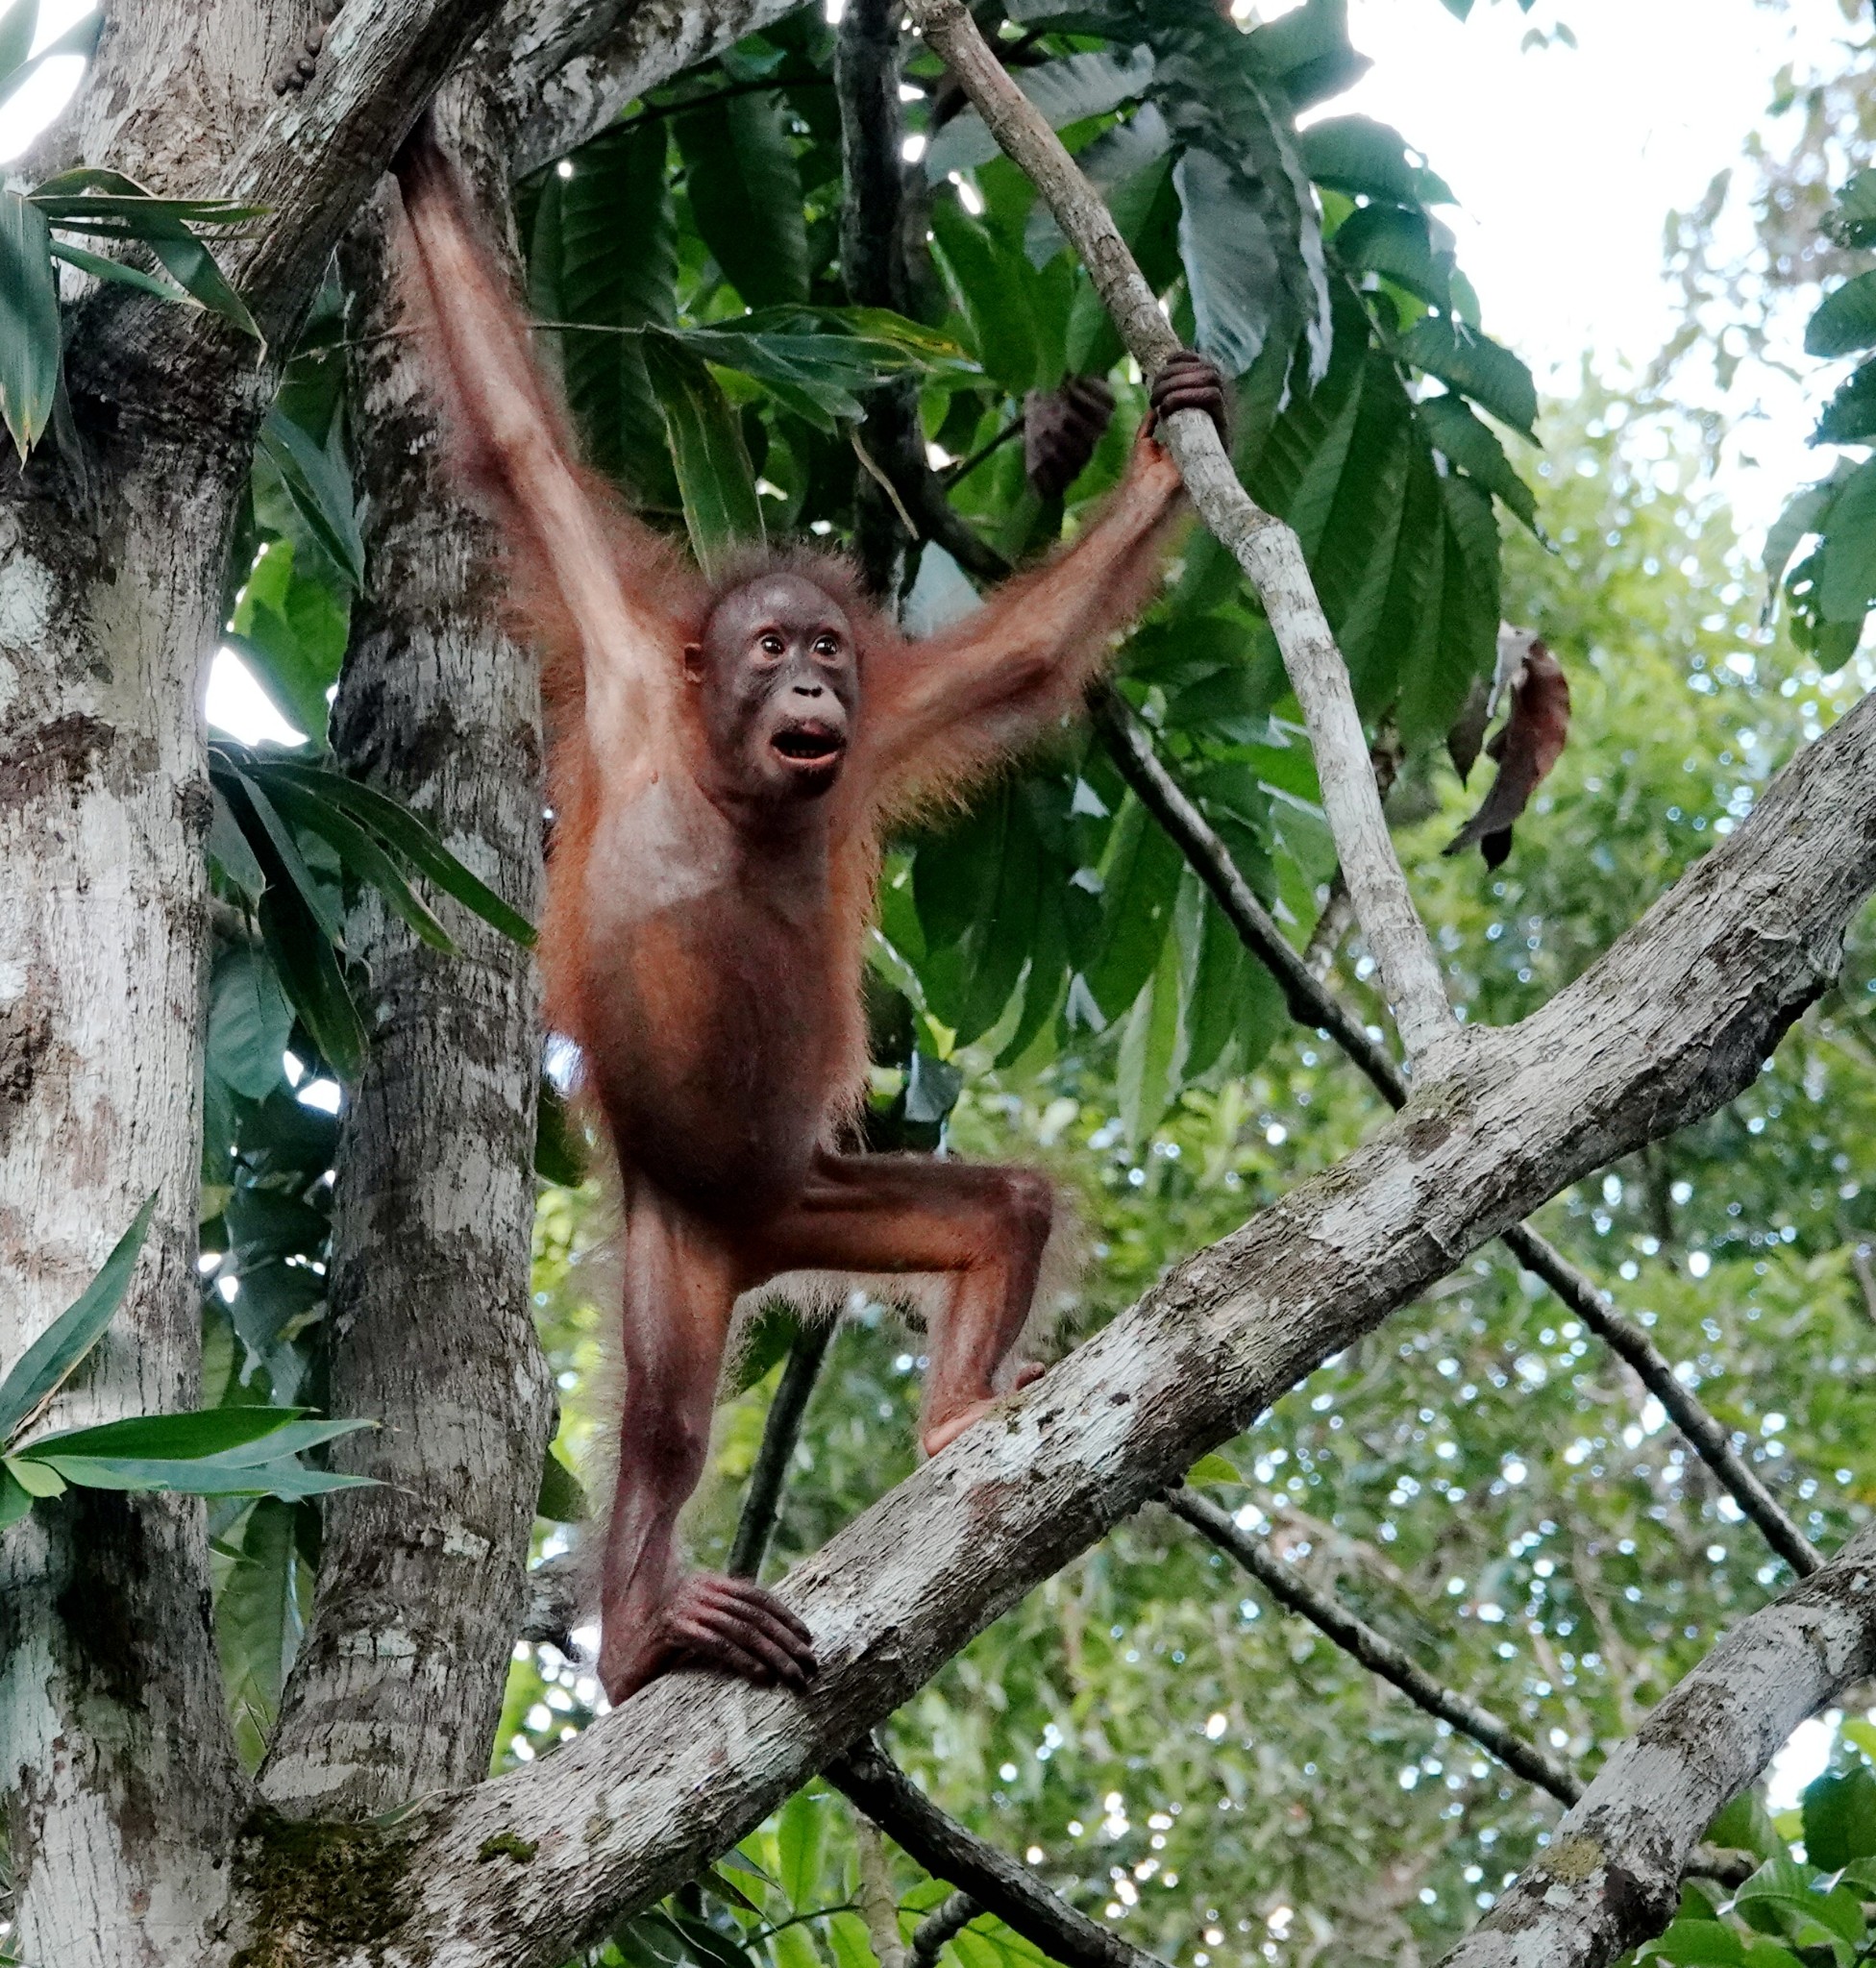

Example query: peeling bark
[259,81,553,1818]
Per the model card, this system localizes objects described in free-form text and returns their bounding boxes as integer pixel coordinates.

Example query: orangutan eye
[758,633,785,657]
[813,635,839,657]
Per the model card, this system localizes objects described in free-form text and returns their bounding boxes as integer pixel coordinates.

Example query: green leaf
[930,199,1043,397]
[1827,170,1876,249]
[19,1409,367,1468]
[1416,392,1539,531]
[217,1495,305,1766]
[537,1444,589,1522]
[253,768,457,953]
[1814,359,1876,446]
[33,1453,372,1499]
[1397,317,1537,435]
[1117,909,1185,1147]
[1174,146,1290,381]
[209,783,268,903]
[30,169,266,228]
[0,1463,32,1530]
[676,90,808,308]
[249,759,535,950]
[1804,1766,1876,1868]
[1807,270,1876,358]
[259,408,363,588]
[208,947,294,1101]
[1334,203,1451,311]
[777,1786,826,1908]
[1186,1452,1242,1486]
[227,764,345,946]
[0,8,97,109]
[4,1454,64,1498]
[0,0,37,88]
[1648,1922,1745,1967]
[0,186,61,459]
[47,236,187,304]
[1083,795,1183,1023]
[1300,115,1454,208]
[642,334,765,581]
[926,47,1155,178]
[0,1193,157,1446]
[1765,473,1842,594]
[1814,455,1876,626]
[532,122,679,504]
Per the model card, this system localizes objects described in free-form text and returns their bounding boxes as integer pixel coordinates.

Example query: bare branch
[912,1891,982,1968]
[1165,1488,1580,1803]
[324,688,1876,1968]
[1441,1522,1876,1968]
[1094,691,1820,1578]
[907,0,1457,1068]
[827,1740,1169,1968]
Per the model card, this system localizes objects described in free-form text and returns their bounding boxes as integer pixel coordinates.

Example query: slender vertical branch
[729,1323,836,1581]
[907,0,1458,1069]
[1095,689,1819,1577]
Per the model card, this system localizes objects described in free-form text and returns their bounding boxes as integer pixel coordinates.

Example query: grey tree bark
[259,77,554,1819]
[0,4,528,1960]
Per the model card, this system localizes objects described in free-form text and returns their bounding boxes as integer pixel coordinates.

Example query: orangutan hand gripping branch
[392,131,1227,1705]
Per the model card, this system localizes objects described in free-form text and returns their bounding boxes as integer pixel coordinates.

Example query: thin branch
[907,0,1457,1069]
[1302,875,1353,981]
[1165,1487,1579,1802]
[729,1323,836,1582]
[941,415,1023,487]
[1164,1488,1753,1889]
[912,1891,982,1968]
[1095,689,1821,1579]
[827,1739,1171,1968]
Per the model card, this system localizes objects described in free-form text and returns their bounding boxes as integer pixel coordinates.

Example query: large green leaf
[31,1453,371,1499]
[926,47,1156,178]
[1334,203,1451,312]
[1814,358,1876,446]
[1416,391,1538,531]
[1299,115,1455,208]
[256,769,457,953]
[1397,316,1537,435]
[258,408,363,588]
[208,947,294,1101]
[531,123,679,504]
[0,1194,158,1446]
[225,763,345,945]
[1803,1768,1876,1870]
[642,334,765,580]
[1807,270,1876,359]
[246,757,535,950]
[1814,454,1876,627]
[218,1495,306,1766]
[930,199,1045,396]
[676,90,808,308]
[17,1408,366,1467]
[0,186,60,459]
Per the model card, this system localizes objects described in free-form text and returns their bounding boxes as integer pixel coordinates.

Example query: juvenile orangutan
[392,131,1226,1703]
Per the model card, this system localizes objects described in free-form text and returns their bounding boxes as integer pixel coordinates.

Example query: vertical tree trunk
[260,81,554,1816]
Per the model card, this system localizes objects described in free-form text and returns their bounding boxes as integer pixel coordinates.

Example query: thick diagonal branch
[907,0,1455,1067]
[1094,691,1819,1577]
[316,687,1876,1968]
[1441,1522,1876,1968]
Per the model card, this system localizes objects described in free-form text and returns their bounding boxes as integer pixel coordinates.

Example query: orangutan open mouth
[772,725,845,765]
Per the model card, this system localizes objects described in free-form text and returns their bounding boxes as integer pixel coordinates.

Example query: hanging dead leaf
[1444,632,1569,868]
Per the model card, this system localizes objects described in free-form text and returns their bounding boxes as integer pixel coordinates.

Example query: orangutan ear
[682,642,705,683]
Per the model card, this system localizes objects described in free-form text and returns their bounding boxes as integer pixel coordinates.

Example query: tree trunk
[260,80,553,1818]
